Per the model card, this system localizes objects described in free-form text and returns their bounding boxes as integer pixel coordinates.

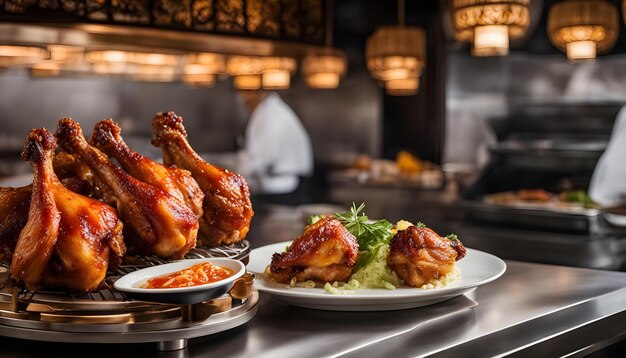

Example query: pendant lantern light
[261,56,297,90]
[183,53,224,87]
[451,0,531,57]
[301,0,347,89]
[226,56,264,90]
[366,0,426,95]
[0,45,49,67]
[548,0,618,61]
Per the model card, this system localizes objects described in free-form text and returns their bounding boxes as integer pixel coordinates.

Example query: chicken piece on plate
[269,217,359,284]
[152,111,253,247]
[11,128,125,292]
[56,118,198,259]
[387,225,466,288]
[90,119,204,219]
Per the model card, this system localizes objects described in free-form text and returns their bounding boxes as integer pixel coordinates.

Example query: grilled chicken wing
[56,118,198,259]
[90,118,204,219]
[269,217,359,283]
[152,111,253,247]
[11,128,125,292]
[0,186,31,264]
[387,225,466,288]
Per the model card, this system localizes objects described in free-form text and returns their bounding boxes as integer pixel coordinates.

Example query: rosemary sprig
[334,203,393,267]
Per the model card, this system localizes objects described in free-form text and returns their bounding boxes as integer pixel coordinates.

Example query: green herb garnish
[562,190,595,209]
[446,233,458,241]
[334,203,393,268]
[415,221,426,229]
[308,214,323,225]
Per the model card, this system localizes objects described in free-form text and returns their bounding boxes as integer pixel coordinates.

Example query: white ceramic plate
[114,258,245,304]
[248,241,506,311]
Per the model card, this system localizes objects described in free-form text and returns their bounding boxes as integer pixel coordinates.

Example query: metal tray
[0,241,257,351]
[461,201,603,235]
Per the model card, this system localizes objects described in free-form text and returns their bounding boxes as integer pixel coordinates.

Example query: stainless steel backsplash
[0,69,381,177]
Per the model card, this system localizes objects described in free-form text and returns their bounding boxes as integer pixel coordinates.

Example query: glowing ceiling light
[0,45,49,67]
[301,49,347,89]
[451,0,531,57]
[548,0,618,61]
[261,57,296,90]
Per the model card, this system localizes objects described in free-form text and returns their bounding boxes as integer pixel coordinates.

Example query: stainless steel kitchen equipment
[459,102,626,269]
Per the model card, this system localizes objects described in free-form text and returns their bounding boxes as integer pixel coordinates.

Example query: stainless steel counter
[0,260,625,357]
[187,260,626,357]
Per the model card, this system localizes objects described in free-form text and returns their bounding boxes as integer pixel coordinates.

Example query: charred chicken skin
[387,225,466,288]
[90,118,204,219]
[11,128,125,292]
[55,118,198,259]
[269,217,359,284]
[152,111,253,246]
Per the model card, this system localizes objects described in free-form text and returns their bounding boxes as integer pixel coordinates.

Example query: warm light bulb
[306,72,341,89]
[472,25,509,57]
[262,69,290,89]
[30,61,61,77]
[385,77,419,96]
[0,45,49,67]
[234,75,262,90]
[183,73,216,87]
[566,41,597,61]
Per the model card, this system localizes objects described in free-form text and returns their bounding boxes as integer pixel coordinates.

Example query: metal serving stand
[0,241,258,351]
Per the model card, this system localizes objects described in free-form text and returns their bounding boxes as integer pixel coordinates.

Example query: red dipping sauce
[143,262,234,289]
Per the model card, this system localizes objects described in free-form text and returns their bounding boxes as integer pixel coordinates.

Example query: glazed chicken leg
[1,155,96,264]
[56,118,198,259]
[269,217,359,283]
[90,119,204,219]
[387,225,466,288]
[152,112,253,246]
[11,128,125,292]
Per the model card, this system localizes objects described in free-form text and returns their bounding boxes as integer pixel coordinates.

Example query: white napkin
[589,105,626,207]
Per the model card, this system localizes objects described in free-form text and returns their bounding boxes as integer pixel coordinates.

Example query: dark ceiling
[334,0,626,57]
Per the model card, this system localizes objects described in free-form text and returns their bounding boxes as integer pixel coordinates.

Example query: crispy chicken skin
[152,111,253,247]
[90,119,204,219]
[56,118,198,259]
[0,186,31,264]
[387,225,466,288]
[0,153,98,264]
[269,217,359,284]
[11,128,125,292]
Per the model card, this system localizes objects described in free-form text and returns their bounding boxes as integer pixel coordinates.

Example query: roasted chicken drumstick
[152,112,253,246]
[90,118,204,218]
[56,118,198,259]
[11,128,125,292]
[0,186,31,264]
[0,154,96,263]
[387,225,466,288]
[269,217,359,283]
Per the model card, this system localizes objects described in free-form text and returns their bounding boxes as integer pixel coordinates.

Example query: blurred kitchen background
[2,0,626,270]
